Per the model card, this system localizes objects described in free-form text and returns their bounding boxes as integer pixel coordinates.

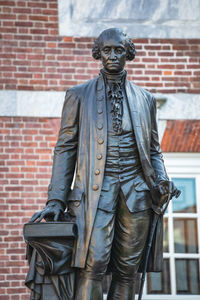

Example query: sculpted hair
[92,29,136,61]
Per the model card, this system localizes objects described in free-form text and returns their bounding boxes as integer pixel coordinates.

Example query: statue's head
[92,28,136,73]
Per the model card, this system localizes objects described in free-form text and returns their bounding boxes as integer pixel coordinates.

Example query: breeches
[81,191,151,281]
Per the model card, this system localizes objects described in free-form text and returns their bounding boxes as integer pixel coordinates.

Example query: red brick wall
[0,0,200,93]
[0,117,60,299]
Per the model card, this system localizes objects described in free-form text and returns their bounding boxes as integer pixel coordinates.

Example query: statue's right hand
[29,200,64,223]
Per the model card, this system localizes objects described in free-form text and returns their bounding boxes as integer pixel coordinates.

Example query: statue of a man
[31,28,180,300]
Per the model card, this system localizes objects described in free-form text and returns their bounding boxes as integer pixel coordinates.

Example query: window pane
[174,218,198,253]
[176,259,200,294]
[147,259,171,294]
[163,218,169,252]
[172,178,196,213]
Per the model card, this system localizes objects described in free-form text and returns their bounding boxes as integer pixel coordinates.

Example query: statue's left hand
[157,180,181,201]
[29,200,64,223]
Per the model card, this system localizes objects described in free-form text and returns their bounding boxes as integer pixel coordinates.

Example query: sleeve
[47,89,80,207]
[150,96,169,184]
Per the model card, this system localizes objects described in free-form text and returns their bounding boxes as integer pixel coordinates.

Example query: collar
[100,69,127,84]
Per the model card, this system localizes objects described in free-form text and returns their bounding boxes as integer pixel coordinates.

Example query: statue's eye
[103,48,110,54]
[116,48,123,54]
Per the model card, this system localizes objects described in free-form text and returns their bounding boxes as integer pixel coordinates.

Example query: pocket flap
[101,180,110,191]
[134,181,150,192]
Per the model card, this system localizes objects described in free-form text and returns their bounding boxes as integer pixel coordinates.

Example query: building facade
[0,0,200,299]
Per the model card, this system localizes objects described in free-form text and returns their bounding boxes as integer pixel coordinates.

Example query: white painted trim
[1,91,200,121]
[163,153,200,174]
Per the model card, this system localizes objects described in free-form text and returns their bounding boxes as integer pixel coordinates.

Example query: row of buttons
[93,82,104,191]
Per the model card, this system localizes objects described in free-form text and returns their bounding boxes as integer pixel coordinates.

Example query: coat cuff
[47,183,70,208]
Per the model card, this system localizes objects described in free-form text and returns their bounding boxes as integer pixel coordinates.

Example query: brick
[14,35,33,40]
[5,186,24,192]
[44,48,61,54]
[142,58,158,63]
[43,9,57,15]
[2,21,15,27]
[13,8,31,14]
[27,2,47,8]
[7,288,27,294]
[0,14,16,20]
[15,22,33,27]
[27,54,45,60]
[44,22,58,29]
[131,64,146,69]
[157,64,175,69]
[30,29,48,35]
[47,42,56,48]
[17,14,28,20]
[57,55,75,61]
[187,64,200,69]
[44,74,61,79]
[63,37,73,42]
[163,70,172,75]
[29,15,48,21]
[49,3,58,9]
[29,79,48,85]
[18,86,34,90]
[0,1,15,6]
[6,174,24,179]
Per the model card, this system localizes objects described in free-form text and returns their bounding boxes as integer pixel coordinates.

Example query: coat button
[98,138,104,144]
[95,169,100,175]
[60,184,65,191]
[98,108,103,114]
[73,201,81,207]
[93,184,99,191]
[97,95,103,101]
[97,154,102,160]
[97,122,103,130]
[97,81,103,91]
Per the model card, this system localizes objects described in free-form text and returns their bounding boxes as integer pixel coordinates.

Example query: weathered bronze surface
[27,28,180,300]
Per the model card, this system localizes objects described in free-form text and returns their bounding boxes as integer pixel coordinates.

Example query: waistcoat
[98,73,152,212]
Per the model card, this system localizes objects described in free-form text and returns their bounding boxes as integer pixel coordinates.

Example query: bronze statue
[28,28,180,300]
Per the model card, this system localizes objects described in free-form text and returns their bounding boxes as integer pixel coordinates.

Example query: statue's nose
[109,49,116,59]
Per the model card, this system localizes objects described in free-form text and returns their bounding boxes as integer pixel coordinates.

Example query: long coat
[47,72,169,269]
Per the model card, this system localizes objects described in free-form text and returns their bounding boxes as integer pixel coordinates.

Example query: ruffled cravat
[101,69,126,134]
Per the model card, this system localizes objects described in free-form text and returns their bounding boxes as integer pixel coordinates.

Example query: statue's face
[100,31,126,73]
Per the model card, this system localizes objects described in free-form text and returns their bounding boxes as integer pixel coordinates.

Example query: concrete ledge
[1,90,200,120]
[58,0,200,38]
[156,93,200,120]
[0,90,65,118]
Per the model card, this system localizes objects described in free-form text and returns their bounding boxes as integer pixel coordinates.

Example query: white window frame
[141,153,200,300]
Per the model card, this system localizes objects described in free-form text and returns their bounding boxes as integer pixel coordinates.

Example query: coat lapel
[125,81,145,151]
[125,81,155,180]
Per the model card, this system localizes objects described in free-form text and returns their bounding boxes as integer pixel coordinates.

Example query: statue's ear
[126,39,136,61]
[92,39,101,60]
[92,50,101,60]
[126,53,133,61]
